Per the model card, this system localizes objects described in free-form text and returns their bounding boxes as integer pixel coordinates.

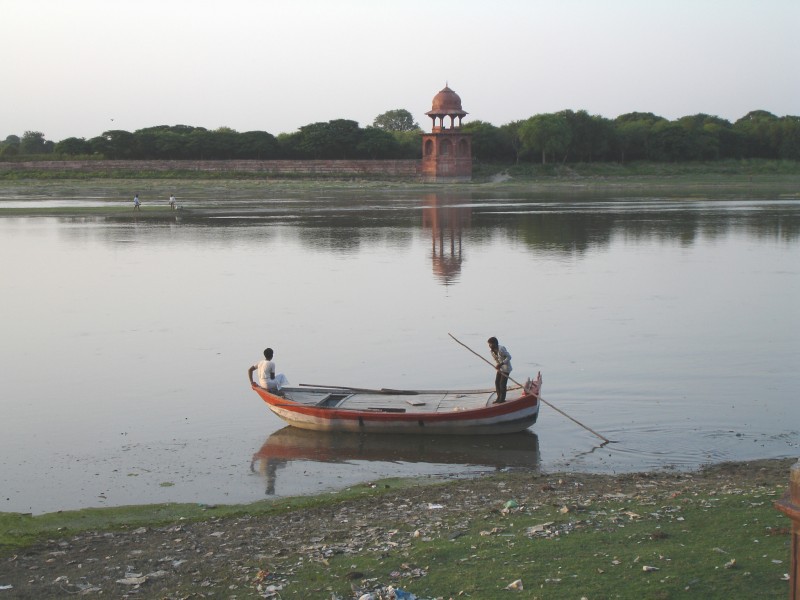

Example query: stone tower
[421,85,472,182]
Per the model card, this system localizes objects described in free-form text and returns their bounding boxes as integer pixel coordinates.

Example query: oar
[301,382,517,394]
[448,333,612,444]
[272,403,406,413]
[299,383,419,395]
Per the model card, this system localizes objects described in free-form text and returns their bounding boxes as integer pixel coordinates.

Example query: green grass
[483,159,800,179]
[287,487,790,599]
[0,470,792,599]
[0,168,416,181]
[2,158,799,183]
[0,478,413,550]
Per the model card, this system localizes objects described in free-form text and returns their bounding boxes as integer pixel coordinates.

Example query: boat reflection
[250,426,540,495]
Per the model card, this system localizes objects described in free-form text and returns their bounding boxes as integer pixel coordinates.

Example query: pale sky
[3,0,798,142]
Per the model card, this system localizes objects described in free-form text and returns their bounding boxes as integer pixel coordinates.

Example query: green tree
[613,113,665,162]
[674,114,732,160]
[462,120,512,162]
[97,130,135,159]
[295,122,330,159]
[520,114,572,164]
[152,131,186,159]
[178,128,219,159]
[20,131,50,155]
[131,125,183,158]
[87,135,109,157]
[647,121,693,161]
[734,110,779,158]
[205,127,239,159]
[2,134,20,149]
[0,134,20,158]
[54,137,92,156]
[615,112,664,124]
[372,109,420,132]
[276,131,301,159]
[778,116,800,160]
[133,130,160,159]
[356,127,401,158]
[499,120,526,164]
[295,119,362,159]
[560,110,615,162]
[235,131,279,159]
[391,129,422,159]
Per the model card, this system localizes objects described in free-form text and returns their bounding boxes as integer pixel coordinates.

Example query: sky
[2,0,798,143]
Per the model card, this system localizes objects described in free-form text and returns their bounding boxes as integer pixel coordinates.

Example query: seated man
[248,348,288,392]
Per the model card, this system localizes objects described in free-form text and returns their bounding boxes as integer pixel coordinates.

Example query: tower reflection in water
[421,194,472,286]
[250,427,540,495]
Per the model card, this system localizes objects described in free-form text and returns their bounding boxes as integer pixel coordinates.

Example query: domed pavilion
[421,84,472,182]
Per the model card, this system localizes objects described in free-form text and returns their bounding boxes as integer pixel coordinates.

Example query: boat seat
[317,393,349,408]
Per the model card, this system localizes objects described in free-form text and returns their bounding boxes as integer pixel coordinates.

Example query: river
[0,184,797,514]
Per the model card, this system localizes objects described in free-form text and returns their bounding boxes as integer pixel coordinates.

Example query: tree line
[2,108,798,164]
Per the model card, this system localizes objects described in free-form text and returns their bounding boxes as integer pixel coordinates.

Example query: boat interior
[279,385,524,413]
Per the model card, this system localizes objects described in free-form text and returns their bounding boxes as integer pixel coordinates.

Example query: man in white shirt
[248,348,279,391]
[488,336,512,404]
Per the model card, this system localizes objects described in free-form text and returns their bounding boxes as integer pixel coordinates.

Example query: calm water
[1,187,798,514]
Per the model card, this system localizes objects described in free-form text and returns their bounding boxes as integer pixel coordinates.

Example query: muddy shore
[0,458,794,599]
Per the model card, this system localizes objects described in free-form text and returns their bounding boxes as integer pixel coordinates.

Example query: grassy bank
[0,167,799,221]
[1,158,799,183]
[488,158,800,179]
[0,459,794,599]
[0,478,419,550]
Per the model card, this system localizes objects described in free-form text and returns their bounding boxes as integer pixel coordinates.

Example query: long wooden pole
[300,383,418,395]
[448,333,612,444]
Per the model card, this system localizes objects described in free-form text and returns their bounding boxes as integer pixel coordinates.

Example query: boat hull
[251,377,541,435]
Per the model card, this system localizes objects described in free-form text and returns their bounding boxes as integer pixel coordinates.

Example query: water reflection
[422,194,471,285]
[250,427,540,495]
[24,193,798,261]
[81,194,800,257]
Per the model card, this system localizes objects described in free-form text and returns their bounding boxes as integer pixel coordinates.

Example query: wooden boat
[250,372,541,435]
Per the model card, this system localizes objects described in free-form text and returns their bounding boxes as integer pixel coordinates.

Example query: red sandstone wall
[0,159,421,177]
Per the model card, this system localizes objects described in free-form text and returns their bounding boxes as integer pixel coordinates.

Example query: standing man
[169,194,176,210]
[133,194,140,210]
[488,337,512,404]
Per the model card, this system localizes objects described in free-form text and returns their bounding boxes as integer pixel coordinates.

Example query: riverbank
[1,458,794,599]
[0,168,799,221]
[1,158,799,185]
